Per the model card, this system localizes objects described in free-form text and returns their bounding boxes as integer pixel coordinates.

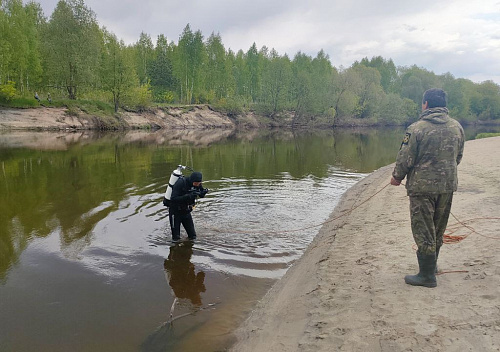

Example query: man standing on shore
[390,88,465,288]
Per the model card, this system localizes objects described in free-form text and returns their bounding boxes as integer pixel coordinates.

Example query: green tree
[133,31,154,85]
[0,3,12,85]
[470,80,500,120]
[205,32,230,101]
[100,29,138,112]
[359,56,398,93]
[291,52,313,119]
[441,74,475,121]
[24,1,44,92]
[149,34,176,102]
[351,65,384,119]
[310,50,335,115]
[378,93,417,124]
[399,65,438,105]
[42,0,101,99]
[232,49,249,98]
[1,0,43,93]
[246,43,261,102]
[174,24,206,104]
[259,49,292,116]
[332,67,362,120]
[223,48,236,98]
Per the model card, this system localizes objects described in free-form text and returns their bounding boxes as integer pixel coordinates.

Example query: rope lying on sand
[445,214,500,243]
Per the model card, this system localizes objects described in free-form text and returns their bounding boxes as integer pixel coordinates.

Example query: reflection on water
[0,125,498,351]
[164,242,206,306]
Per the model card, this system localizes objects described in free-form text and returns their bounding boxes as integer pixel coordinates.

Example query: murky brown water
[1,126,496,351]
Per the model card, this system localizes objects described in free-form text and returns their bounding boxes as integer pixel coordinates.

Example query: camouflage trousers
[409,193,454,255]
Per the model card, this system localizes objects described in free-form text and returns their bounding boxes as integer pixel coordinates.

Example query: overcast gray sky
[37,0,500,84]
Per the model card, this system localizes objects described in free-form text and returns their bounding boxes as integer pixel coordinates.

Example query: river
[0,125,498,351]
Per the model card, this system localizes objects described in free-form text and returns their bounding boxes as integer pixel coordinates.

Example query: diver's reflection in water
[164,241,206,306]
[141,242,207,351]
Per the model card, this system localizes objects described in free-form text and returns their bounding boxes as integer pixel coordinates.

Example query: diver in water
[168,171,208,242]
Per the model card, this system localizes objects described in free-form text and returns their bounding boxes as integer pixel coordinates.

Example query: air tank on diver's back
[163,165,185,207]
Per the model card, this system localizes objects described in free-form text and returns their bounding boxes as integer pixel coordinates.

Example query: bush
[213,97,246,117]
[80,90,113,103]
[123,83,153,111]
[195,90,215,104]
[153,89,176,103]
[0,81,17,102]
[378,94,417,125]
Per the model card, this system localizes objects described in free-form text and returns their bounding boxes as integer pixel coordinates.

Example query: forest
[1,0,500,125]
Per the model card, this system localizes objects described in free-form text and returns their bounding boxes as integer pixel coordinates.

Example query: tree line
[1,0,499,125]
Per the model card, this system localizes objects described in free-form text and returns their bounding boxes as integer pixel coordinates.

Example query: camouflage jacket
[392,107,465,196]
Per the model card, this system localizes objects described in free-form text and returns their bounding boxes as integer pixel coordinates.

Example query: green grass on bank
[59,99,115,116]
[0,96,40,108]
[475,133,500,139]
[0,97,115,116]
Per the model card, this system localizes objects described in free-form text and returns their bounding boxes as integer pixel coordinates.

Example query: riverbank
[2,106,499,131]
[0,105,304,130]
[0,105,241,130]
[231,136,500,351]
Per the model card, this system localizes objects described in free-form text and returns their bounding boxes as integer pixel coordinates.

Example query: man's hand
[200,188,209,197]
[390,177,401,186]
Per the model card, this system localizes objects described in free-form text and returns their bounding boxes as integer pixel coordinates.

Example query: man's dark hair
[422,88,447,108]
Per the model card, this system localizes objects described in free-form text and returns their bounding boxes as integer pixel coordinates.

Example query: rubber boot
[435,246,441,274]
[404,252,437,288]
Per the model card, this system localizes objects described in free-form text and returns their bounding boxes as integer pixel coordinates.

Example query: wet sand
[231,136,500,351]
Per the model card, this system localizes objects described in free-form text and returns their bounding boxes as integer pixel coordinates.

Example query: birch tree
[133,32,154,85]
[205,32,229,101]
[100,29,138,112]
[1,0,43,93]
[43,0,101,99]
[174,24,206,103]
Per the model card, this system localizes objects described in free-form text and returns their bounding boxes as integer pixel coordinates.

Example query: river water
[0,126,497,351]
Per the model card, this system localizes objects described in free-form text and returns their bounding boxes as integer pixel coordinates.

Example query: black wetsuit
[169,176,205,240]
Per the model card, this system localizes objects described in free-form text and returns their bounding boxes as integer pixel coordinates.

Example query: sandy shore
[0,106,268,130]
[0,106,237,130]
[231,136,500,351]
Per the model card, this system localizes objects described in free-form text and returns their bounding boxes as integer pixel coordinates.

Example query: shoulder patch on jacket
[402,133,411,145]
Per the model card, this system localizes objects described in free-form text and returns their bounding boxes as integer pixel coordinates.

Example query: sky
[36,0,500,84]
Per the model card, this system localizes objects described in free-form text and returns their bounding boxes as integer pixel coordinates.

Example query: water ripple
[139,167,366,279]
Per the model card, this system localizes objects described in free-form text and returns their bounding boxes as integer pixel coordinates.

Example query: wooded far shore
[1,0,499,129]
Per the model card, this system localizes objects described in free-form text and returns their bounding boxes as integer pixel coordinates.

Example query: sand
[231,136,500,352]
[0,106,252,130]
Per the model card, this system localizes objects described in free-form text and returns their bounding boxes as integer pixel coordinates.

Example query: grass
[475,133,500,139]
[54,99,115,116]
[0,96,115,116]
[0,97,40,108]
